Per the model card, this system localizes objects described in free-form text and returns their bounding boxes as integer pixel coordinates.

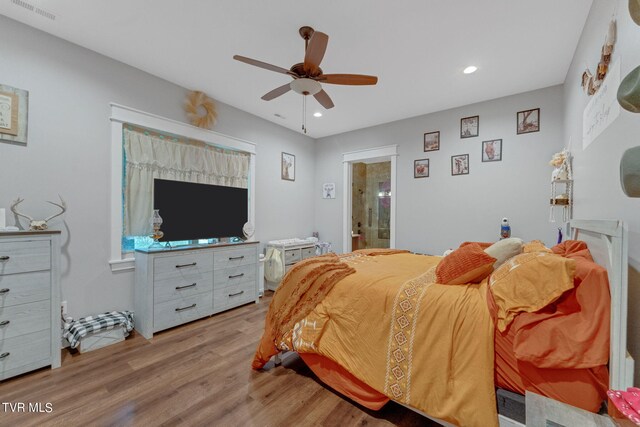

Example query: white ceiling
[0,0,592,138]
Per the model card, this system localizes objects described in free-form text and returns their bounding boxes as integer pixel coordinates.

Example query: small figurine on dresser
[9,195,66,230]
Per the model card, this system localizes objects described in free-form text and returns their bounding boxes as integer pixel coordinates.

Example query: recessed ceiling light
[313,112,323,118]
[463,66,478,74]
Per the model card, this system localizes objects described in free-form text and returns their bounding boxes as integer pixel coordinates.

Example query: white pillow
[484,238,524,269]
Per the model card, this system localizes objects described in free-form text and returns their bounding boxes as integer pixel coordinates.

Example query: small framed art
[460,115,479,138]
[414,159,430,178]
[482,139,502,162]
[517,108,540,134]
[322,183,336,199]
[423,131,440,152]
[451,154,469,175]
[0,84,29,145]
[281,152,295,181]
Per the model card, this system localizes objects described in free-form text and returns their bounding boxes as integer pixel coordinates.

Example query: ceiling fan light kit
[234,25,378,133]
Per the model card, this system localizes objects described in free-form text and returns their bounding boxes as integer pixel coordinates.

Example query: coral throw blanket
[253,252,498,427]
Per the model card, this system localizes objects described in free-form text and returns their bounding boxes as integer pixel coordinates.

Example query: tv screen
[153,179,248,241]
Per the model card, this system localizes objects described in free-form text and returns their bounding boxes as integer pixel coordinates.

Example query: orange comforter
[254,252,498,427]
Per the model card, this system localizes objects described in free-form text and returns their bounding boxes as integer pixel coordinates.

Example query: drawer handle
[0,352,9,360]
[175,262,197,269]
[175,283,197,291]
[229,273,244,279]
[175,303,196,312]
[229,290,244,297]
[0,289,9,295]
[0,320,9,327]
[0,256,9,261]
[229,256,244,260]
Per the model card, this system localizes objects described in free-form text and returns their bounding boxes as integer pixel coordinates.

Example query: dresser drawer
[153,292,213,332]
[0,329,51,380]
[284,249,301,264]
[213,280,255,312]
[301,246,316,259]
[0,241,51,275]
[0,271,51,308]
[154,251,214,278]
[214,264,256,288]
[0,300,50,340]
[213,246,257,270]
[154,273,214,304]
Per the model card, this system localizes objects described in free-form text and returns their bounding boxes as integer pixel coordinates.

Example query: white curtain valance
[123,127,249,236]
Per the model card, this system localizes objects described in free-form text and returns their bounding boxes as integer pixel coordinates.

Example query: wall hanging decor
[322,183,336,199]
[482,139,502,162]
[581,20,617,96]
[414,159,430,178]
[618,65,640,113]
[423,131,440,152]
[185,90,217,129]
[0,84,28,145]
[281,152,295,181]
[630,0,640,26]
[460,116,479,138]
[517,108,540,134]
[451,154,469,175]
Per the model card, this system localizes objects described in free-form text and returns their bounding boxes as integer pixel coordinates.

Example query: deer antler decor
[10,195,67,231]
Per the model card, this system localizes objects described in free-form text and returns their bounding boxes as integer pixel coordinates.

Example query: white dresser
[134,241,259,339]
[0,231,61,381]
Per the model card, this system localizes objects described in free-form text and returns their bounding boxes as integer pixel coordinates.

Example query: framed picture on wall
[414,159,430,178]
[0,84,29,145]
[460,115,479,138]
[281,152,295,181]
[451,154,469,175]
[517,108,540,134]
[482,139,502,162]
[322,183,336,199]
[423,131,440,152]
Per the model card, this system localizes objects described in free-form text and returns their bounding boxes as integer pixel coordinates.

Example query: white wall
[0,16,315,318]
[562,0,640,384]
[314,86,565,254]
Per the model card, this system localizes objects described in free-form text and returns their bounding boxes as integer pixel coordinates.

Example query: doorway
[351,161,391,250]
[342,145,397,253]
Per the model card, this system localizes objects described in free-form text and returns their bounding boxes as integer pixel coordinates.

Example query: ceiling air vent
[11,0,56,21]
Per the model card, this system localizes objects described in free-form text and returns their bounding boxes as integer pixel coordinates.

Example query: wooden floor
[0,292,438,427]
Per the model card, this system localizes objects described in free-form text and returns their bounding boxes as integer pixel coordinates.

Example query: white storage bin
[79,327,125,353]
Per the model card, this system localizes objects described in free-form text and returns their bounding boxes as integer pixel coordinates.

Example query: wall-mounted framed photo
[460,115,479,138]
[517,108,540,134]
[482,139,502,162]
[281,152,295,181]
[0,84,29,145]
[414,159,430,178]
[423,131,440,152]
[322,182,336,199]
[451,154,469,175]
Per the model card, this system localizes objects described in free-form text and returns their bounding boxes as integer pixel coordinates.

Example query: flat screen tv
[153,179,248,242]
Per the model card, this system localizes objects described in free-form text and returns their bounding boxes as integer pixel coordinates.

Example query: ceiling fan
[233,26,378,110]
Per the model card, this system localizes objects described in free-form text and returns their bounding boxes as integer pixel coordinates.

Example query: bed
[252,220,634,427]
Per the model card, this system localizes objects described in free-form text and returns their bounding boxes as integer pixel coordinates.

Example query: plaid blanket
[63,311,134,349]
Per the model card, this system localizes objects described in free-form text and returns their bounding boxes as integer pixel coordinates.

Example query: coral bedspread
[253,251,498,427]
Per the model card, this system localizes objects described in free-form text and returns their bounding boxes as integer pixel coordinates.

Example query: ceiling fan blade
[319,74,378,85]
[303,32,329,76]
[261,83,291,101]
[233,55,292,75]
[314,89,334,109]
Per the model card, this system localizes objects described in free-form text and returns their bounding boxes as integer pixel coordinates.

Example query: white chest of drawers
[265,241,317,291]
[134,241,259,339]
[0,231,61,381]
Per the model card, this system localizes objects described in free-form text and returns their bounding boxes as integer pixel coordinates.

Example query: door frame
[342,145,398,252]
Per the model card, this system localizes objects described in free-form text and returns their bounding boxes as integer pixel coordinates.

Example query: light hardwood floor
[0,292,437,426]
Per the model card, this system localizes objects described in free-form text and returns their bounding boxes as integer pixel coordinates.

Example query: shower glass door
[351,161,391,250]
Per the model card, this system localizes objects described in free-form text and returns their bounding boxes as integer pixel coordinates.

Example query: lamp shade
[621,146,640,197]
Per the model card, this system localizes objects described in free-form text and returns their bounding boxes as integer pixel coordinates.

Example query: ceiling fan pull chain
[302,95,307,134]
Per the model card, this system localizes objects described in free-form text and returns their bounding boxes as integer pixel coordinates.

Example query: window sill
[109,257,135,272]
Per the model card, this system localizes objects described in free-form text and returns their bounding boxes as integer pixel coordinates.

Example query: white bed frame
[401,219,634,426]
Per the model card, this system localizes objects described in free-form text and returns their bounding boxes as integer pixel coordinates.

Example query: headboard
[570,220,634,390]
